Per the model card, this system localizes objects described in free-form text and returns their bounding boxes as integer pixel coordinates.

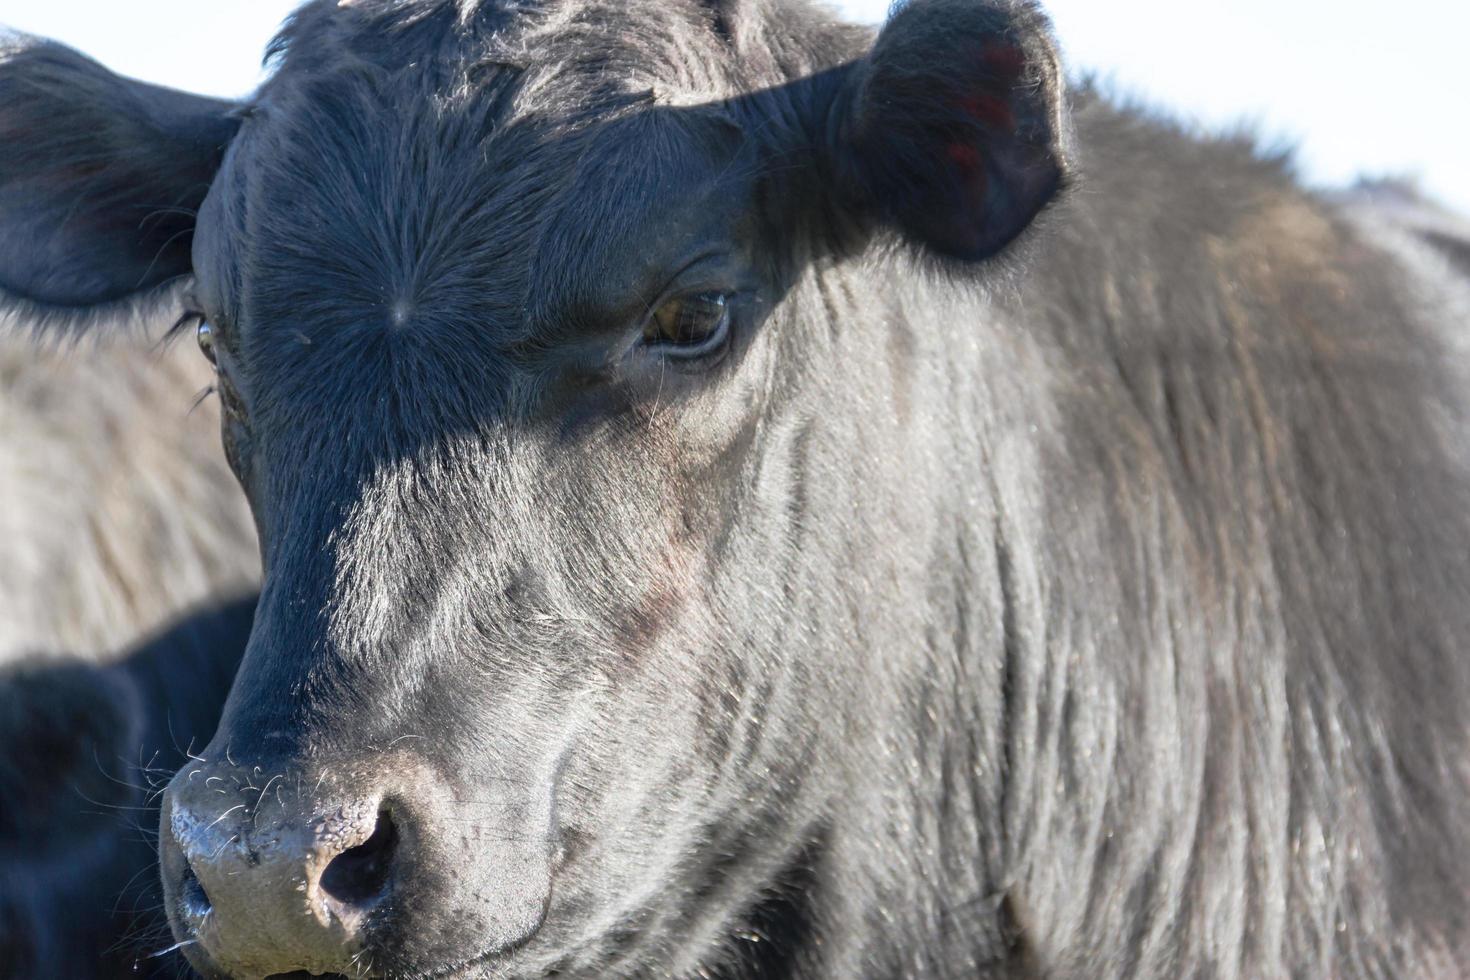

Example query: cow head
[0,1,1068,976]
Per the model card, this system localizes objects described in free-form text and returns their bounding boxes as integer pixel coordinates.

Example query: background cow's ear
[829,0,1070,262]
[0,35,240,313]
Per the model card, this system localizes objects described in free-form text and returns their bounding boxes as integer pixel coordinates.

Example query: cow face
[0,1,1067,976]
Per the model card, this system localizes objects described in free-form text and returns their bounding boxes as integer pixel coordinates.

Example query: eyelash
[175,307,251,423]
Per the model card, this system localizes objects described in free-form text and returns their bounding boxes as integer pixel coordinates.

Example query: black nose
[176,805,398,922]
[320,810,398,908]
[161,746,557,977]
[160,763,406,978]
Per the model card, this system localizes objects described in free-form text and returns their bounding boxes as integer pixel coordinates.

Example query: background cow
[2,0,1470,978]
[0,327,258,972]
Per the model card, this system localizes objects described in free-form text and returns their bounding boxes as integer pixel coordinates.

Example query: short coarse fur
[1,1,1469,977]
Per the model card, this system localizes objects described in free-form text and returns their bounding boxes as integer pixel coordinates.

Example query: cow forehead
[183,9,765,551]
[200,1,754,348]
[186,0,770,497]
[263,0,743,104]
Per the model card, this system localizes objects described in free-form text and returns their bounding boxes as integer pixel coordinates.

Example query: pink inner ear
[937,140,997,255]
[953,40,1027,131]
[947,142,982,172]
[957,93,1015,130]
[978,40,1026,82]
[946,141,993,215]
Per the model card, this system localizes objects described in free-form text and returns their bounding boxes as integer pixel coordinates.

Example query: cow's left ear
[0,35,240,315]
[828,0,1070,262]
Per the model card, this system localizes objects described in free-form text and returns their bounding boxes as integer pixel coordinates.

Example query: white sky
[4,0,1468,212]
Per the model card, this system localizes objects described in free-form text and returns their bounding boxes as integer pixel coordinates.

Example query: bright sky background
[4,0,1468,213]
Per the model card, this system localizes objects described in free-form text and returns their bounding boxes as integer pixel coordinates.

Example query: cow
[2,0,1469,977]
[0,328,258,656]
[0,597,256,977]
[0,315,259,972]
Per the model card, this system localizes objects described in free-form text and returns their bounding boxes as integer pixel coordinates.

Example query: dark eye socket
[643,292,731,357]
[196,319,218,366]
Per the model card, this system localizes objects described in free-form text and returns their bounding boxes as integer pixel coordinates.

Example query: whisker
[205,803,246,832]
[149,938,198,959]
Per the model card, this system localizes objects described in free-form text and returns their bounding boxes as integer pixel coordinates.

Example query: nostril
[321,808,397,909]
[180,863,212,920]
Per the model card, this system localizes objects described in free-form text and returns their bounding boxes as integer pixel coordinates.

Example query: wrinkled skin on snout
[0,1,1070,976]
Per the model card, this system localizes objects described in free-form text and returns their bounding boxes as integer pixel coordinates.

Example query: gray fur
[0,323,258,658]
[0,1,1467,977]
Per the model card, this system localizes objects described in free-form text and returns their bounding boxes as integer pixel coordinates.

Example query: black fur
[834,0,1070,259]
[0,598,255,977]
[0,35,238,310]
[1,1,1468,977]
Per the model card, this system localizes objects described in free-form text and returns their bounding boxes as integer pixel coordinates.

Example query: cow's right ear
[824,0,1070,262]
[0,35,239,314]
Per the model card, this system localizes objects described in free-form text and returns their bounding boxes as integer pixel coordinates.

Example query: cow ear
[0,35,240,314]
[829,0,1070,262]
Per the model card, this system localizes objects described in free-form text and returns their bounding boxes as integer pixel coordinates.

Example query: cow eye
[644,292,731,357]
[196,319,218,366]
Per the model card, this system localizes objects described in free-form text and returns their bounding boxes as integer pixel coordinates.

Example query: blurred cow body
[0,328,257,656]
[0,327,258,975]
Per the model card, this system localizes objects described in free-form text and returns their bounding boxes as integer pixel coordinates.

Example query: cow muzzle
[159,752,552,978]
